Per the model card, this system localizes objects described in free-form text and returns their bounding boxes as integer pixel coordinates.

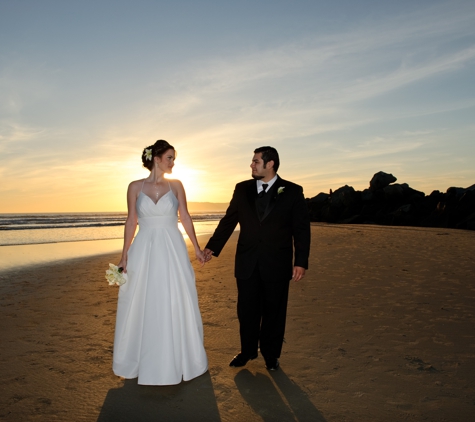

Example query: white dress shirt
[257,174,278,194]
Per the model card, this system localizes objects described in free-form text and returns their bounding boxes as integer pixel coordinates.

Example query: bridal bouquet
[105,263,128,286]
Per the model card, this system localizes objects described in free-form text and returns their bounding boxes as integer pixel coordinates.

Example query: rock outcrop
[307,171,475,230]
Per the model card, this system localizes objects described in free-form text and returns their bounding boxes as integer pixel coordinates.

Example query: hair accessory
[144,148,152,161]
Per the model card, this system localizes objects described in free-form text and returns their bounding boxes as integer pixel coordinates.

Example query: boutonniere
[105,264,128,286]
[277,186,285,195]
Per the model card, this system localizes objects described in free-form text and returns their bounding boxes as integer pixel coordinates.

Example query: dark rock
[384,184,404,201]
[446,187,466,199]
[308,192,329,204]
[330,185,357,208]
[361,189,373,202]
[395,204,412,213]
[369,171,397,191]
[457,211,475,230]
[306,173,475,231]
[339,214,364,224]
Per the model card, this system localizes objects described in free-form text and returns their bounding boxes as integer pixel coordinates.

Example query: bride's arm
[118,181,140,272]
[174,180,205,265]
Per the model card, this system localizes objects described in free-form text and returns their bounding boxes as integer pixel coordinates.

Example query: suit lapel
[246,180,259,219]
[261,176,283,221]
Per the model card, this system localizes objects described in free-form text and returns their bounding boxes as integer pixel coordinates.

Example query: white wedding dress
[113,183,208,385]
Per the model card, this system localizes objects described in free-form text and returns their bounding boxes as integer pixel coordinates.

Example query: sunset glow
[1,1,474,213]
[166,164,206,203]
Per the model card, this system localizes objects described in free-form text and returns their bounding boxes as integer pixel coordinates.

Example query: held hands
[195,248,213,266]
[195,249,206,266]
[203,248,214,263]
[194,248,213,267]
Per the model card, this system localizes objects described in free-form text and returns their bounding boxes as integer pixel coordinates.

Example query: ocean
[0,213,225,272]
[0,212,224,246]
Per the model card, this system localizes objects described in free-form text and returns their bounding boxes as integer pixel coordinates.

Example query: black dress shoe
[229,353,258,367]
[265,358,280,371]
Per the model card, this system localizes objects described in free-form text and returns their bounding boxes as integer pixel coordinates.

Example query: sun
[166,163,203,201]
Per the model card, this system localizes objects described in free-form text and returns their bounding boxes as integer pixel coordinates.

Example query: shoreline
[1,225,474,421]
[0,222,465,275]
[0,222,221,273]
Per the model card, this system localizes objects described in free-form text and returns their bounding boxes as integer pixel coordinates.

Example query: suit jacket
[205,176,311,281]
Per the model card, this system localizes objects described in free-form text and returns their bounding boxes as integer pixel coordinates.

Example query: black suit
[206,175,310,360]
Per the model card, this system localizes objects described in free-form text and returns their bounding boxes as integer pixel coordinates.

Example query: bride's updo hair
[141,140,175,171]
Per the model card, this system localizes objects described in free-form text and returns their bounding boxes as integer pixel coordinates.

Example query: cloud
[2,1,474,209]
[125,0,474,155]
[180,2,474,90]
[0,121,46,146]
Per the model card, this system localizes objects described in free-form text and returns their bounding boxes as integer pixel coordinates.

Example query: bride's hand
[118,258,127,273]
[195,249,206,266]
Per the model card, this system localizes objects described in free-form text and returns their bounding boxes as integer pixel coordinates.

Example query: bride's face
[156,148,175,174]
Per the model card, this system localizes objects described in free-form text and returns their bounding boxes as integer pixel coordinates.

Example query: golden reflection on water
[0,221,223,273]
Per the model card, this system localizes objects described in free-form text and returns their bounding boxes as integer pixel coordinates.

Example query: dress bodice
[136,190,178,218]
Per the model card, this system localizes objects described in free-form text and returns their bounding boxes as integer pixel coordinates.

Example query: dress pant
[236,266,290,359]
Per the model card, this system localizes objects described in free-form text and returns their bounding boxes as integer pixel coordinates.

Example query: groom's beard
[252,175,264,180]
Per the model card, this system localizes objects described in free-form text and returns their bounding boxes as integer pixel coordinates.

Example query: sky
[1,0,474,213]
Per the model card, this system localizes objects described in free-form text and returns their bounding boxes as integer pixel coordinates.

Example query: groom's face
[251,152,273,180]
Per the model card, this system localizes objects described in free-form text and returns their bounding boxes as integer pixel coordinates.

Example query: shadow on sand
[234,369,326,422]
[97,372,220,422]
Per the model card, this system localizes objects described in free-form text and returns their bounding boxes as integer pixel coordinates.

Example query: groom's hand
[203,248,214,262]
[292,266,305,282]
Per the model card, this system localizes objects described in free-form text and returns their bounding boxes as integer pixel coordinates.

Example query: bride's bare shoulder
[167,178,183,188]
[167,179,185,197]
[128,179,146,191]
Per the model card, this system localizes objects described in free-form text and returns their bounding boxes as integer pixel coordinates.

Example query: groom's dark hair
[254,146,280,172]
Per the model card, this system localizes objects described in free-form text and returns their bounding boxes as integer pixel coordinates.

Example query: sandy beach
[1,224,474,421]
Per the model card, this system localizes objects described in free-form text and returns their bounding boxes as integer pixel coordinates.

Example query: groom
[204,146,311,371]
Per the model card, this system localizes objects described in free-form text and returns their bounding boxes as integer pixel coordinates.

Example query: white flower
[105,263,128,286]
[144,148,152,161]
[277,186,285,194]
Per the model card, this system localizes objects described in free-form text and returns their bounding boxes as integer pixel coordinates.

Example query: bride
[113,139,208,385]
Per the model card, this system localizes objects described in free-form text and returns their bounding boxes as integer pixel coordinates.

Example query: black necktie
[258,184,268,198]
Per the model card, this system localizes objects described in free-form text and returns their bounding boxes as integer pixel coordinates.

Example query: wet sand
[1,224,474,421]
